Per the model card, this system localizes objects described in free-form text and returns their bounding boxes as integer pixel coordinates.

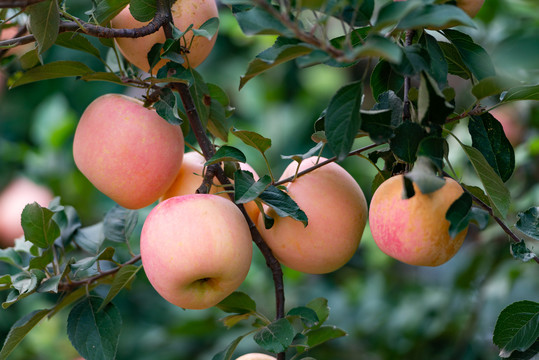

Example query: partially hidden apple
[73,94,184,209]
[111,0,218,72]
[140,194,253,310]
[0,177,54,247]
[161,151,260,223]
[490,105,525,147]
[235,354,276,360]
[257,157,368,274]
[369,175,468,267]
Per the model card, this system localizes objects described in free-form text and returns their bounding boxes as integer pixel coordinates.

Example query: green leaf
[129,0,156,22]
[21,202,60,249]
[372,90,404,127]
[397,4,476,30]
[27,0,60,54]
[254,318,295,354]
[239,37,312,90]
[439,41,471,79]
[500,85,539,103]
[442,29,496,81]
[404,157,446,196]
[469,113,515,182]
[71,247,115,277]
[93,0,129,24]
[154,87,182,125]
[390,122,426,163]
[103,205,138,243]
[0,248,23,267]
[417,136,448,170]
[418,72,454,128]
[281,142,324,163]
[0,309,50,359]
[10,61,94,88]
[516,207,539,240]
[67,296,122,360]
[231,128,272,154]
[74,223,105,255]
[393,44,430,76]
[325,81,362,161]
[306,298,330,326]
[259,185,308,227]
[360,109,394,144]
[458,143,511,218]
[471,76,520,101]
[445,192,473,238]
[211,332,253,360]
[493,301,539,358]
[374,1,422,30]
[510,241,538,263]
[99,265,142,311]
[205,146,247,166]
[221,313,252,329]
[351,35,402,64]
[216,291,257,314]
[55,32,101,59]
[421,33,448,87]
[287,306,319,328]
[192,17,220,40]
[80,72,125,85]
[306,325,347,348]
[370,60,403,100]
[232,6,292,36]
[234,172,271,204]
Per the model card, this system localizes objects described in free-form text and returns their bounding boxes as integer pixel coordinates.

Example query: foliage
[0,0,538,359]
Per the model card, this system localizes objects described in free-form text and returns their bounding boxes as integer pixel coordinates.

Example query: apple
[140,194,253,310]
[111,0,218,72]
[73,94,185,209]
[490,105,525,147]
[0,177,54,247]
[455,0,485,18]
[369,175,468,267]
[235,354,276,360]
[161,151,260,223]
[257,157,368,274]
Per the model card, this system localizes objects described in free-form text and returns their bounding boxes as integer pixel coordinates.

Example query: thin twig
[402,30,415,122]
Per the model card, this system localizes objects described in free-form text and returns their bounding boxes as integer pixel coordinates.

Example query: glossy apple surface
[111,0,218,72]
[369,175,467,266]
[141,194,253,309]
[162,151,260,222]
[235,354,276,360]
[257,157,368,274]
[0,177,54,247]
[73,94,184,209]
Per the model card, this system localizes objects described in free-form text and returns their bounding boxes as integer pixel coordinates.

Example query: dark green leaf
[360,109,394,144]
[287,306,319,328]
[493,301,539,357]
[231,128,272,154]
[0,309,50,359]
[306,298,330,325]
[306,325,347,348]
[390,122,426,163]
[99,265,142,311]
[510,241,538,263]
[211,332,253,360]
[418,72,454,128]
[53,205,82,246]
[281,142,324,163]
[129,0,156,22]
[93,0,129,24]
[0,248,23,267]
[208,98,232,142]
[471,76,520,101]
[103,205,138,243]
[468,113,515,182]
[80,72,125,85]
[232,6,292,36]
[397,4,475,30]
[370,60,403,100]
[67,296,122,360]
[55,32,101,59]
[259,185,308,227]
[28,248,53,270]
[500,85,539,103]
[10,61,94,88]
[325,81,362,161]
[439,41,471,79]
[404,157,446,196]
[21,202,60,248]
[192,17,220,39]
[216,291,257,314]
[445,192,473,238]
[372,90,404,127]
[154,87,182,125]
[374,1,422,30]
[516,207,539,240]
[71,247,115,277]
[234,172,271,204]
[421,33,448,86]
[351,35,402,64]
[74,223,105,254]
[417,136,448,170]
[27,0,59,54]
[392,44,430,76]
[442,29,496,81]
[205,146,246,166]
[239,37,312,89]
[254,318,295,354]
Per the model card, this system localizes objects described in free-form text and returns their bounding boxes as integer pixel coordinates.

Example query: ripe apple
[140,194,253,310]
[0,177,54,247]
[161,151,260,223]
[257,157,368,274]
[369,175,468,267]
[490,105,525,147]
[455,0,485,18]
[235,354,276,360]
[73,94,185,209]
[111,0,218,72]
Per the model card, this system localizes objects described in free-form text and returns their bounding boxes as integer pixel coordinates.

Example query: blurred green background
[1,0,538,359]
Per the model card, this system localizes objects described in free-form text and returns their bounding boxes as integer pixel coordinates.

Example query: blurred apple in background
[0,177,54,247]
[490,104,526,147]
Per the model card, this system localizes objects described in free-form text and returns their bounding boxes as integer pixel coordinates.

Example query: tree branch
[0,0,45,8]
[402,29,415,122]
